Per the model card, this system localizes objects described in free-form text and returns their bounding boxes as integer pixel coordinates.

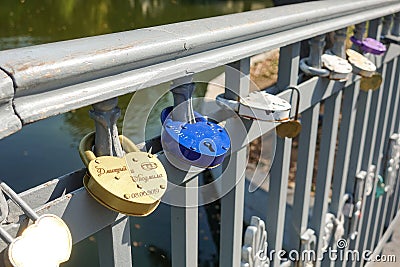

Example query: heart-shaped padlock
[161,107,230,168]
[276,87,302,139]
[79,132,167,216]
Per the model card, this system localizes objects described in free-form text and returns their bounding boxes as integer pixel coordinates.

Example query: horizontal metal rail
[0,0,400,138]
[0,1,400,267]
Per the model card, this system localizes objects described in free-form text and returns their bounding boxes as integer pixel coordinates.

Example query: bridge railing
[0,0,400,266]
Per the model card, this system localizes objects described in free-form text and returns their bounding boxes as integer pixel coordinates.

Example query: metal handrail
[0,0,399,140]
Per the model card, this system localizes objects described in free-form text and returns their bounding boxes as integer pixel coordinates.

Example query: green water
[0,0,276,266]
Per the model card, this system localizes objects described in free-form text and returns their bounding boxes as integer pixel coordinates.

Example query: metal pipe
[0,181,39,221]
[89,98,124,157]
[170,76,196,123]
[331,28,347,58]
[351,22,367,52]
[392,12,400,36]
[308,34,326,68]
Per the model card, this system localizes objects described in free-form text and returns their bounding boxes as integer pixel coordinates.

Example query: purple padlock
[350,36,387,55]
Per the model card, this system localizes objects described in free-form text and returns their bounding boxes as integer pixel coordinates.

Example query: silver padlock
[300,34,353,80]
[216,90,291,122]
[0,181,72,267]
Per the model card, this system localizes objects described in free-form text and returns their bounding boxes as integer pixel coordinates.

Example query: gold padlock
[360,73,382,92]
[276,87,302,139]
[346,49,382,91]
[79,132,167,216]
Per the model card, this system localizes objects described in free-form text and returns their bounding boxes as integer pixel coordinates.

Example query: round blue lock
[161,106,230,168]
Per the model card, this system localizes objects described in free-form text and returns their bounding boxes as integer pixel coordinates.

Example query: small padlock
[276,87,302,139]
[375,175,386,198]
[299,54,353,80]
[79,132,167,216]
[0,182,72,267]
[350,36,387,55]
[161,81,230,169]
[216,90,292,122]
[346,49,383,91]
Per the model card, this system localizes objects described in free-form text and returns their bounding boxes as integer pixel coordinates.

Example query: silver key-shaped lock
[0,181,72,267]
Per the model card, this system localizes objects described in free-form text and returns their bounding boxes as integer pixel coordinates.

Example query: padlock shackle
[79,132,141,166]
[0,226,14,244]
[0,181,39,221]
[286,86,301,121]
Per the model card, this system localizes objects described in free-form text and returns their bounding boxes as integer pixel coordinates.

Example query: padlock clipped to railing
[161,76,230,169]
[347,22,384,91]
[216,90,291,122]
[347,170,372,240]
[79,132,167,216]
[276,86,302,139]
[300,34,353,80]
[350,21,387,56]
[375,175,386,198]
[0,181,72,267]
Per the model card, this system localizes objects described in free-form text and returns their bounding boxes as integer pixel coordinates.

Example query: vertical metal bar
[171,178,199,267]
[310,91,342,267]
[90,97,133,267]
[351,22,367,53]
[381,15,393,37]
[218,55,248,264]
[331,83,360,215]
[90,98,124,157]
[331,28,347,58]
[267,137,292,267]
[386,73,400,226]
[355,59,394,267]
[376,58,400,243]
[220,151,246,267]
[308,34,326,68]
[348,90,383,267]
[345,89,372,196]
[96,217,133,267]
[326,83,360,267]
[392,12,400,37]
[364,59,396,252]
[290,103,320,253]
[277,43,301,89]
[267,42,299,267]
[346,19,382,266]
[341,88,371,267]
[219,58,249,267]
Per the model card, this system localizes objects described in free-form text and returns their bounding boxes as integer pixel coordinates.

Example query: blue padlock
[160,80,230,168]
